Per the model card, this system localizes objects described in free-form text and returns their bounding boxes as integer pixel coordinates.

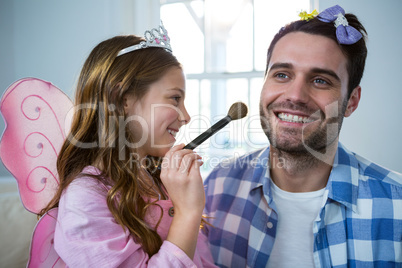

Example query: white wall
[0,0,401,176]
[0,0,160,97]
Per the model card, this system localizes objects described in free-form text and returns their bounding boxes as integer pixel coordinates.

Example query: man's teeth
[277,113,315,123]
[167,129,177,137]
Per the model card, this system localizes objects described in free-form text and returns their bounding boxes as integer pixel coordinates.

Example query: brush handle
[155,115,232,172]
[184,115,232,150]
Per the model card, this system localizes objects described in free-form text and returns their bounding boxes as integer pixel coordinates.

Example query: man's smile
[276,112,317,124]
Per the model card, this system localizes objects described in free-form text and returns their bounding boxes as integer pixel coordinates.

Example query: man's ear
[344,86,361,117]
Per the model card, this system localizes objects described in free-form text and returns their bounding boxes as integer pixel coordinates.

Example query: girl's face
[124,67,190,159]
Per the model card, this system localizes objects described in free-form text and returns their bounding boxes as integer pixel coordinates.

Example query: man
[203,5,402,268]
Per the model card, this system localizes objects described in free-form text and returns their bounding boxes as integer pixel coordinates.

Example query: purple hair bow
[317,5,362,45]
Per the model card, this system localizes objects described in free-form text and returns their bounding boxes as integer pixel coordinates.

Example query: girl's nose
[178,106,190,125]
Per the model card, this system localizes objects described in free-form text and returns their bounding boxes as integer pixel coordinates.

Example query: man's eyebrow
[268,62,293,72]
[268,63,341,82]
[311,68,341,82]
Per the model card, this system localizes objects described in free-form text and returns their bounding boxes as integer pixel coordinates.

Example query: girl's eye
[171,96,181,105]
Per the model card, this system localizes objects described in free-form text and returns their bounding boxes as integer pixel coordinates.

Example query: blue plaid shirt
[203,143,402,268]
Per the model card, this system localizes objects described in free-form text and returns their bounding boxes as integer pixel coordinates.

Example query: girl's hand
[160,144,206,259]
[160,143,205,217]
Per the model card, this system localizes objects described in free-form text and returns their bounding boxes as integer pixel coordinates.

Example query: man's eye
[314,78,328,84]
[276,73,288,79]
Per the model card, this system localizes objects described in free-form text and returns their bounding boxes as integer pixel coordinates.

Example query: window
[160,0,312,176]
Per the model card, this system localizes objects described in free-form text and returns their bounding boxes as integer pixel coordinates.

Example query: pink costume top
[54,166,216,267]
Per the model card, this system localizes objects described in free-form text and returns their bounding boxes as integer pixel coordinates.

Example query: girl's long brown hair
[39,35,184,256]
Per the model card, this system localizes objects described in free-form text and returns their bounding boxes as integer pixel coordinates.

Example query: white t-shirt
[267,180,325,268]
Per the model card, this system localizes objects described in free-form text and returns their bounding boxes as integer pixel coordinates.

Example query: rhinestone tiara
[117,21,172,57]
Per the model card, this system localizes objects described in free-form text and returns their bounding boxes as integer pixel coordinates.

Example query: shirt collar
[249,143,359,212]
[248,147,274,205]
[326,142,360,212]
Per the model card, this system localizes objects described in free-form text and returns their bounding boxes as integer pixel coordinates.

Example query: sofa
[0,177,38,268]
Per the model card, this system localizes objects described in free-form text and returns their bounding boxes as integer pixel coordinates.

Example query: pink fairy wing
[0,78,73,213]
[28,208,66,268]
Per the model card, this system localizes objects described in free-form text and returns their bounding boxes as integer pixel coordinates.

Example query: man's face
[260,32,359,155]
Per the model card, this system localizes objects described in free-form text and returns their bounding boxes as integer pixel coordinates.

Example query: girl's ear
[123,93,139,116]
[344,86,361,117]
[123,95,132,115]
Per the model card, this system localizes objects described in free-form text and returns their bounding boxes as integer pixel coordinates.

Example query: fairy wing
[0,78,72,267]
[0,77,73,213]
[28,208,66,267]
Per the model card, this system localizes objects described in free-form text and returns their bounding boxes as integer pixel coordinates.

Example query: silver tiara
[117,21,172,57]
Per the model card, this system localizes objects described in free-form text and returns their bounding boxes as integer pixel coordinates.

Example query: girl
[39,24,216,267]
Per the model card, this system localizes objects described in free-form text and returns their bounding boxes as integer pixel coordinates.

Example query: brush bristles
[227,102,248,120]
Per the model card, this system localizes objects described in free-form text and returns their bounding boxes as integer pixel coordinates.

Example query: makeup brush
[184,101,248,150]
[153,102,248,173]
